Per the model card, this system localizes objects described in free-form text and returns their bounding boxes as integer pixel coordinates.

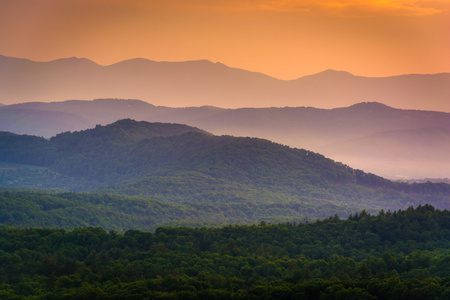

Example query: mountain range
[1,99,449,179]
[1,119,449,228]
[1,55,450,112]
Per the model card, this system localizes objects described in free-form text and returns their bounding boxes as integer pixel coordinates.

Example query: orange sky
[0,0,449,79]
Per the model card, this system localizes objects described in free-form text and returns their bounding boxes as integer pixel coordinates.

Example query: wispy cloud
[18,0,445,18]
[238,0,450,17]
[315,0,448,17]
[255,0,311,12]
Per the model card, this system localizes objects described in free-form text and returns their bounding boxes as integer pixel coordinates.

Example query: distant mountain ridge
[1,98,449,179]
[1,55,449,111]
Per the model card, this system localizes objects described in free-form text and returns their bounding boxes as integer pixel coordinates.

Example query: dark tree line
[1,205,450,299]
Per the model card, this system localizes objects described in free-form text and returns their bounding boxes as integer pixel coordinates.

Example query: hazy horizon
[4,54,449,82]
[1,0,449,80]
[2,55,450,111]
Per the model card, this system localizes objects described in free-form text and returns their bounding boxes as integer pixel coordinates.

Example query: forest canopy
[0,205,450,299]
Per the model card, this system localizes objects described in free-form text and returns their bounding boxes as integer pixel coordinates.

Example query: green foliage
[1,206,450,298]
[1,120,449,222]
[0,162,91,190]
[0,189,351,230]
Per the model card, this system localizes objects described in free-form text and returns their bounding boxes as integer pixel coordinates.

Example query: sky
[0,0,449,80]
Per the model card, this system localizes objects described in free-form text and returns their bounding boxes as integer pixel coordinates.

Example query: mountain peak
[317,69,354,76]
[0,55,35,65]
[53,56,91,62]
[47,56,98,66]
[347,102,393,110]
[296,69,355,81]
[338,102,398,115]
[91,98,155,106]
[110,57,155,65]
[0,55,99,68]
[51,119,209,144]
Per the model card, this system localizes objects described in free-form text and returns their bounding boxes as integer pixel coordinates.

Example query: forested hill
[50,118,210,152]
[0,120,449,220]
[0,119,208,166]
[53,118,210,145]
[1,119,363,185]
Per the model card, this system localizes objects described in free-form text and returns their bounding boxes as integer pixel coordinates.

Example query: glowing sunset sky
[0,0,449,79]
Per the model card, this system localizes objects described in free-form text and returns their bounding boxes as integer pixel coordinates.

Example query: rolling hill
[1,55,450,111]
[1,119,449,226]
[1,99,449,179]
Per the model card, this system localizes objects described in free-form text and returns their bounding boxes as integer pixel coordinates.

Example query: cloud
[246,0,450,17]
[254,0,311,12]
[2,0,447,20]
[316,0,447,17]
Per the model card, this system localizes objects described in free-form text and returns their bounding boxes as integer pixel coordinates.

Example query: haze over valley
[1,98,449,180]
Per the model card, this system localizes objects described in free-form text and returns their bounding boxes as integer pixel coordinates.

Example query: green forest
[0,189,327,231]
[1,205,450,299]
[1,119,449,223]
